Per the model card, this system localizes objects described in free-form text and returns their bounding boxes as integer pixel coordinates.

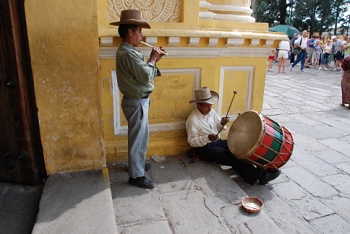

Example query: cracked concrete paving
[108,62,350,234]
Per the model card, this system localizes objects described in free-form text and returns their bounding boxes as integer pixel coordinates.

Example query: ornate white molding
[208,38,219,46]
[106,0,182,23]
[168,37,180,45]
[145,37,158,45]
[112,68,202,135]
[265,39,274,46]
[199,0,215,19]
[209,4,255,22]
[189,37,200,46]
[100,46,272,59]
[100,37,113,45]
[226,38,244,46]
[250,39,260,46]
[218,66,254,114]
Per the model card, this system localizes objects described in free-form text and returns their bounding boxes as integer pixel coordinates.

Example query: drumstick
[216,90,238,136]
[140,41,168,55]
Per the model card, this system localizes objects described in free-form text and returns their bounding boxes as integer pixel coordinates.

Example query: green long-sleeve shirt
[116,42,161,99]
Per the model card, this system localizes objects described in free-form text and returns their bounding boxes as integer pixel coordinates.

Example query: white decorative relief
[100,37,113,45]
[208,38,219,46]
[168,37,180,45]
[199,0,215,19]
[209,4,255,22]
[106,0,182,23]
[99,46,272,59]
[112,68,202,135]
[189,37,200,46]
[145,37,158,45]
[265,39,274,46]
[250,39,260,46]
[226,38,244,46]
[218,66,254,113]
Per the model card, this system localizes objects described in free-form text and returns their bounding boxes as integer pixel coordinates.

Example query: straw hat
[189,87,219,104]
[110,9,151,28]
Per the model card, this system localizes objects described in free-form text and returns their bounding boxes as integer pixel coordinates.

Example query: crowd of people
[267,31,350,110]
[267,31,350,73]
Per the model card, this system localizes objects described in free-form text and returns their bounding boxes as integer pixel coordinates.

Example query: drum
[227,110,293,170]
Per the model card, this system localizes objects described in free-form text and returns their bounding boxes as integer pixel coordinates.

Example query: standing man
[332,36,344,71]
[111,9,166,188]
[290,33,298,64]
[289,30,308,72]
[304,35,315,68]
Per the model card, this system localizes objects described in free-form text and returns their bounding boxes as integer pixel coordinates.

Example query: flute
[140,41,168,55]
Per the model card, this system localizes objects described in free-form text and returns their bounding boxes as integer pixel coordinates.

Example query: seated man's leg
[196,140,264,185]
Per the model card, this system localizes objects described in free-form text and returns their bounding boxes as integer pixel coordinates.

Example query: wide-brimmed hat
[189,87,219,104]
[110,9,151,28]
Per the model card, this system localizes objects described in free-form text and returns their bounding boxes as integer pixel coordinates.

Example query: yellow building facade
[25,0,287,174]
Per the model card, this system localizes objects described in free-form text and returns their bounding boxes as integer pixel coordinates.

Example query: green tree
[256,0,350,37]
[256,0,291,26]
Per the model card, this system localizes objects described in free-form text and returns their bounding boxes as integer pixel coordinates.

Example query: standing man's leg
[122,97,153,188]
[291,52,301,70]
[300,51,306,71]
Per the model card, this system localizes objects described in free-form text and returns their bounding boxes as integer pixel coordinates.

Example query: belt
[140,92,151,99]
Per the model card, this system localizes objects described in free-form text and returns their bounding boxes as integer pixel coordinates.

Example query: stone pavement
[2,61,350,234]
[108,62,350,234]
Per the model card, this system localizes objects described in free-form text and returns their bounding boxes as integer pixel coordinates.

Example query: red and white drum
[227,110,293,170]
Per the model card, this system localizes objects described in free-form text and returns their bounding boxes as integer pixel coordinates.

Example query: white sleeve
[294,37,301,45]
[186,112,211,147]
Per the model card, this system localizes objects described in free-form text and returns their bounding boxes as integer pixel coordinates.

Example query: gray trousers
[121,96,149,178]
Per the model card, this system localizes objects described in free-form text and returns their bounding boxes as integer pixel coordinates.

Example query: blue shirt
[308,38,315,48]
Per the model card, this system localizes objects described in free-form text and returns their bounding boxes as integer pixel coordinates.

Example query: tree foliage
[256,0,350,36]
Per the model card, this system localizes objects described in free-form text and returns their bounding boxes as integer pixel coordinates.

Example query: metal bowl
[242,196,263,213]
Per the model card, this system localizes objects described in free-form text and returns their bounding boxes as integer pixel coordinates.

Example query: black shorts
[335,51,344,61]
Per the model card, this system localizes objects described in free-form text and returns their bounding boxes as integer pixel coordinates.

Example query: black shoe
[259,170,281,185]
[127,163,151,172]
[128,176,155,189]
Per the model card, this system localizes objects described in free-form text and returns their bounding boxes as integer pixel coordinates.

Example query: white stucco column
[207,0,255,22]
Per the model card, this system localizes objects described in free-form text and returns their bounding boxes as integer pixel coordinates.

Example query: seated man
[185,87,281,185]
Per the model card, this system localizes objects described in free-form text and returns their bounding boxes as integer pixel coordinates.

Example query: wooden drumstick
[216,90,238,136]
[140,41,168,55]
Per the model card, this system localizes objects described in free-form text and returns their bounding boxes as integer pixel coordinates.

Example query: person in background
[267,49,276,71]
[290,33,299,64]
[289,30,308,72]
[112,9,166,189]
[332,36,344,71]
[319,39,332,70]
[277,39,290,73]
[343,37,350,58]
[312,40,321,68]
[304,35,315,68]
[340,56,350,109]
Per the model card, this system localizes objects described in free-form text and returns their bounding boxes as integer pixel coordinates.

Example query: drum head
[228,111,263,156]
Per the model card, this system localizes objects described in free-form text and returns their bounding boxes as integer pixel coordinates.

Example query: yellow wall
[23,0,288,173]
[98,1,287,162]
[25,0,104,174]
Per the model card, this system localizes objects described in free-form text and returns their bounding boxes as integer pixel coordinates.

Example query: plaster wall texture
[98,1,285,162]
[25,0,104,174]
[23,0,288,173]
